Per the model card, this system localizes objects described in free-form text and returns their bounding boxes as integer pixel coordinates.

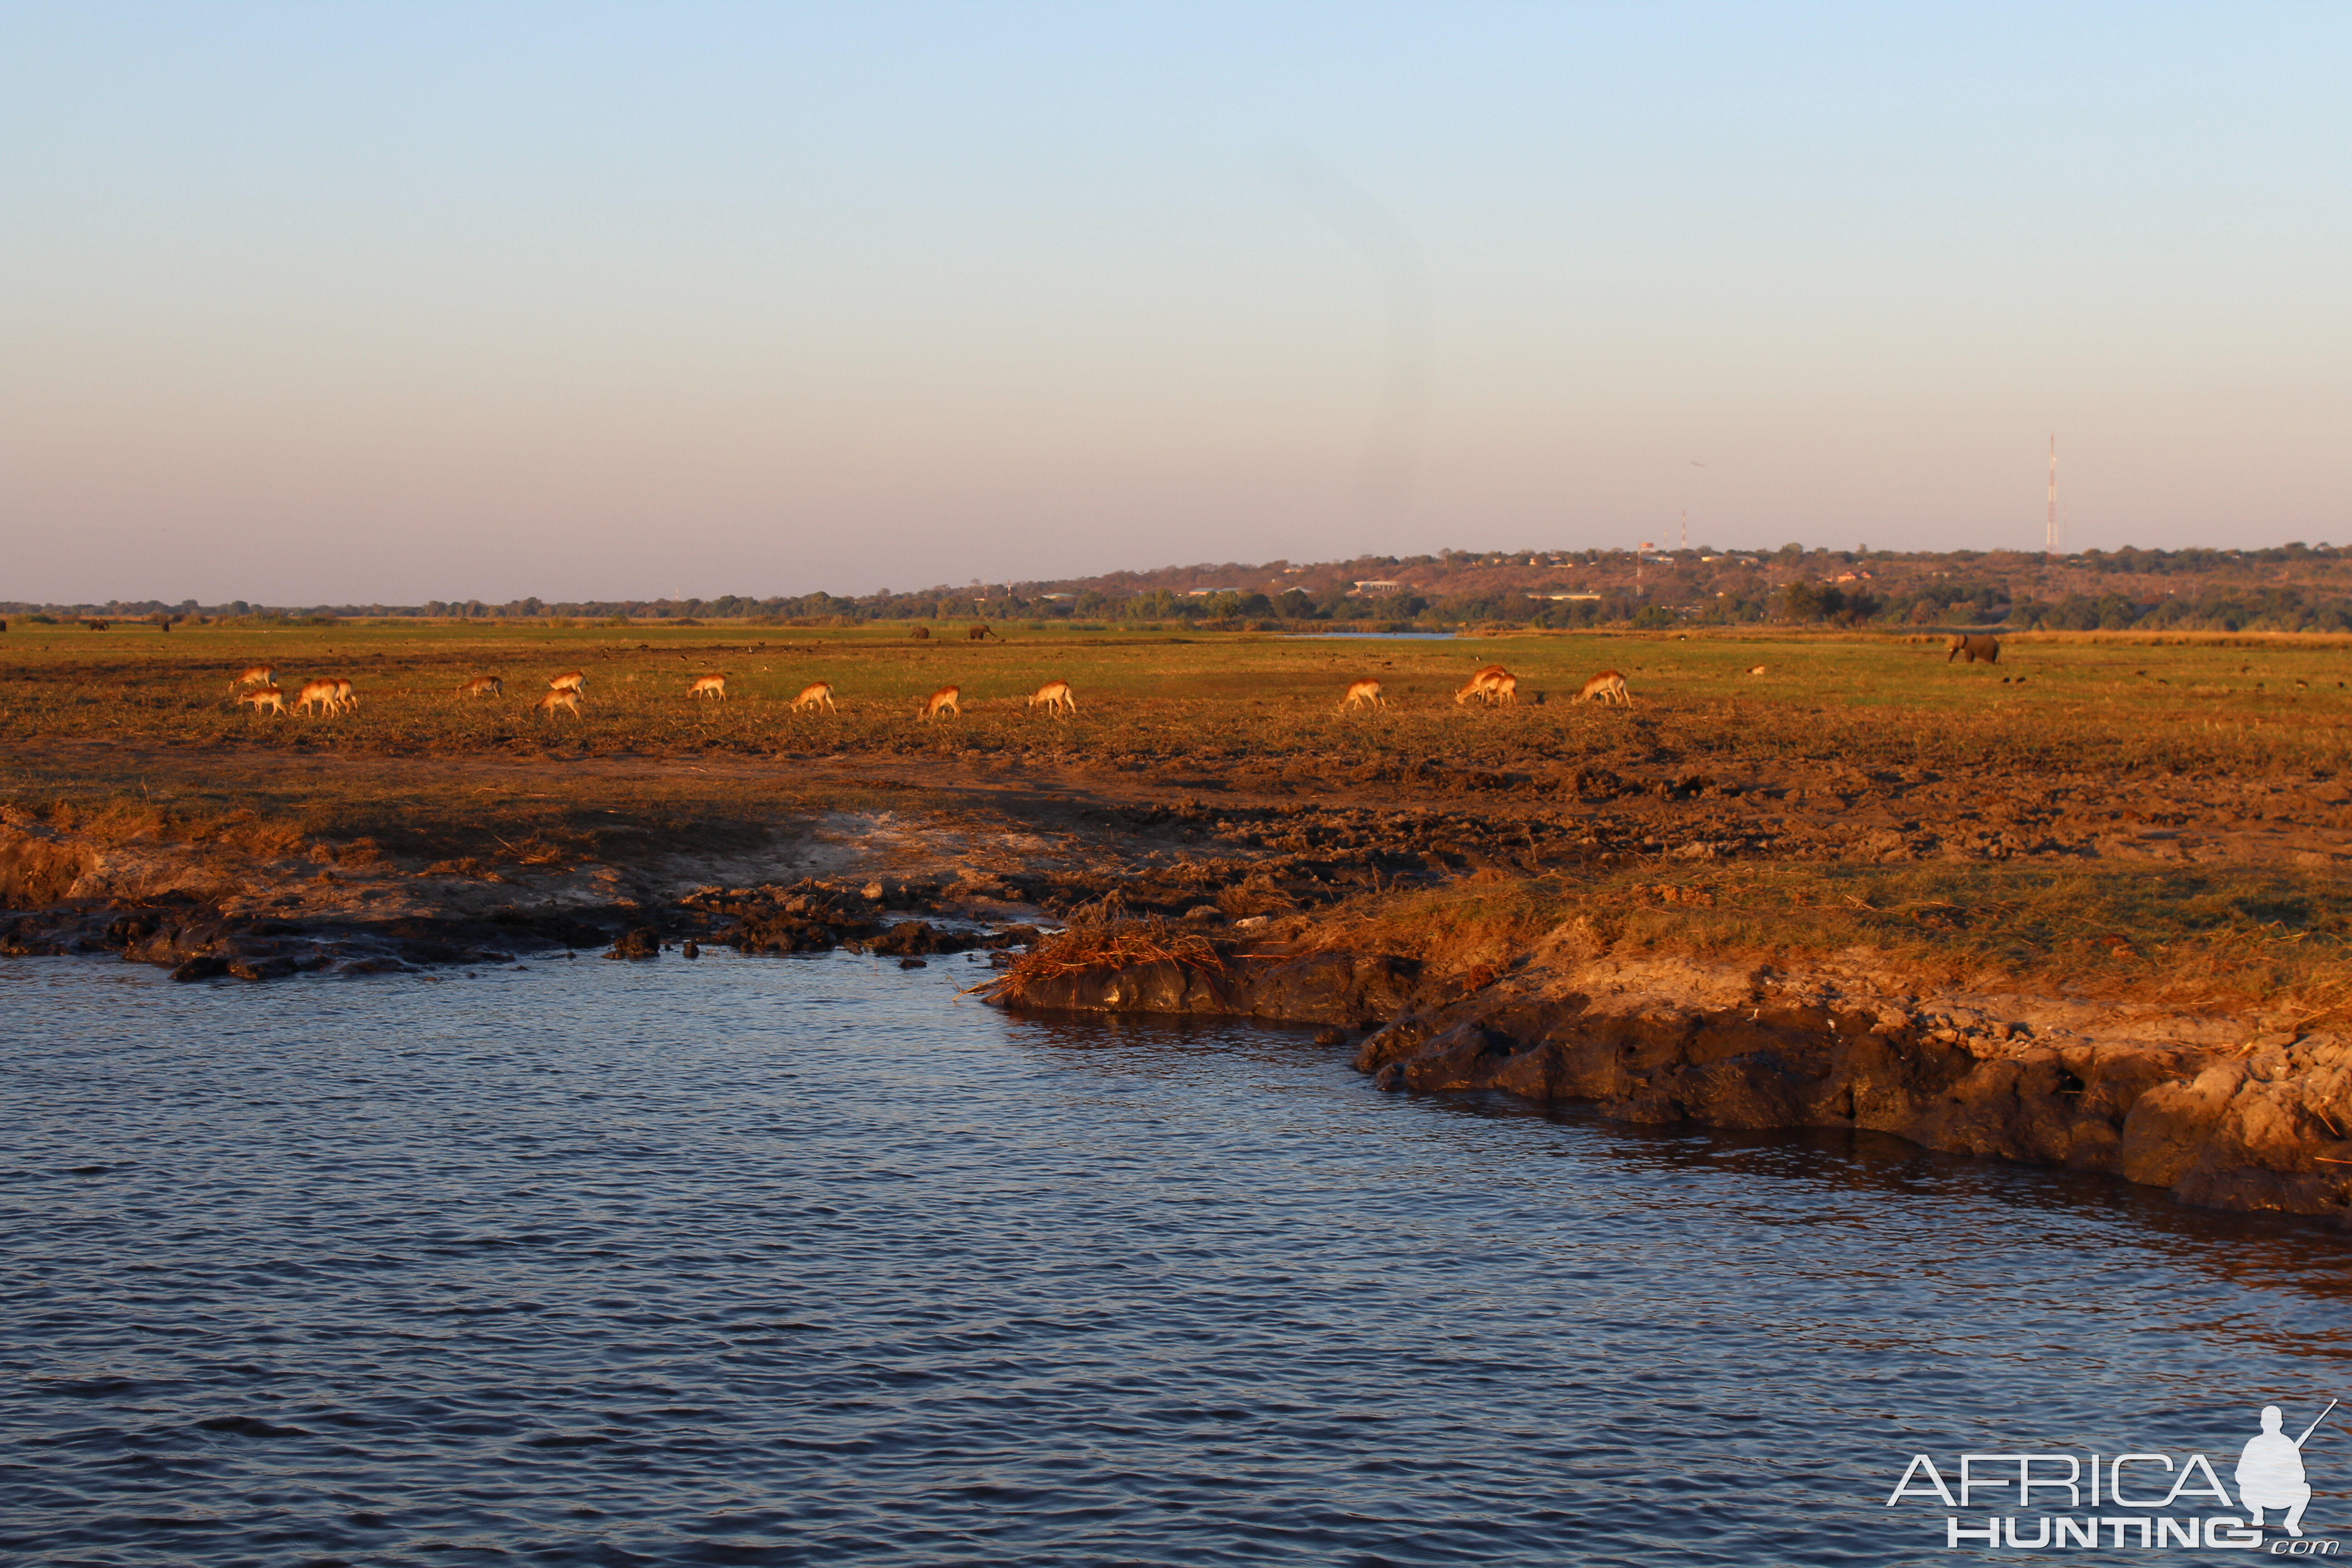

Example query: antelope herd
[230,675,351,717]
[211,656,1663,725]
[212,617,2030,733]
[1355,662,1626,713]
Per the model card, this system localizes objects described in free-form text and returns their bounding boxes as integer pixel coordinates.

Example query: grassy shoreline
[4,620,2346,1025]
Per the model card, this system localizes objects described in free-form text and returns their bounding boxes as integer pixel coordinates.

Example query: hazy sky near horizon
[4,3,2348,604]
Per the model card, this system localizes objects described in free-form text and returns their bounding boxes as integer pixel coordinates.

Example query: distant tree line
[8,541,2348,633]
[2004,586,2352,634]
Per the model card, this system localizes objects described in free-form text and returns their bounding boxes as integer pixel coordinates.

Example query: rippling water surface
[5,951,2348,1565]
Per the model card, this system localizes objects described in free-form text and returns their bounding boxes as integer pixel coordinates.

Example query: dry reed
[978,914,1223,1005]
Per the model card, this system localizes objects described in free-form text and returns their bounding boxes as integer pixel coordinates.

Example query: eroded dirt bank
[6,741,2350,1230]
[991,931,2352,1227]
[0,802,1044,978]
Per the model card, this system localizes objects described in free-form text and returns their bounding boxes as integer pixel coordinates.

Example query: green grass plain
[4,619,2347,1026]
[2,619,2347,780]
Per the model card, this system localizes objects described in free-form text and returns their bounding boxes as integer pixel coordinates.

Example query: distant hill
[13,542,2352,635]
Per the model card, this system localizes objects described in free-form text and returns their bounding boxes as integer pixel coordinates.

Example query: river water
[4,951,2347,1565]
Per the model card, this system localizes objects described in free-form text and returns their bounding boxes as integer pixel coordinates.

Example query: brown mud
[7,713,2351,1227]
[990,928,2352,1228]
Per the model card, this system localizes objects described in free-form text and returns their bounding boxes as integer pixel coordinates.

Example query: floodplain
[3,617,2347,1024]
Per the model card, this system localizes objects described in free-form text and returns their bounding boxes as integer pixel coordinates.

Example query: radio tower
[2045,434,2059,559]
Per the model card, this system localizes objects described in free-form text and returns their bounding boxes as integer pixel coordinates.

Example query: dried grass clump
[979,913,1222,1005]
[1272,859,2352,1029]
[24,797,315,860]
[1296,877,1564,979]
[1215,869,1299,918]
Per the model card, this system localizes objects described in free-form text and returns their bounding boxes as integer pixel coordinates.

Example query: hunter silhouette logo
[2241,1401,2336,1539]
[1885,1398,2342,1553]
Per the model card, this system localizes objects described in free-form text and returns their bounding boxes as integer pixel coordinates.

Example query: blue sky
[3,2,2347,602]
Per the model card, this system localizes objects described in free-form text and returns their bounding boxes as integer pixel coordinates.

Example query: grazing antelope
[535,690,583,719]
[1946,634,2001,665]
[920,685,961,721]
[792,681,836,712]
[687,674,728,700]
[456,675,502,699]
[1338,678,1385,713]
[1027,680,1077,716]
[1746,665,1767,676]
[236,685,288,717]
[1453,664,1510,706]
[1576,670,1632,707]
[549,670,588,694]
[229,664,276,695]
[292,678,345,716]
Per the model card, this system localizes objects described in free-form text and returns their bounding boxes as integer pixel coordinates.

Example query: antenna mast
[2045,434,2059,558]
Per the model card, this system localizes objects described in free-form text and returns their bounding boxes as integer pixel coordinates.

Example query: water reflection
[2,951,2346,1567]
[1010,1002,2352,1294]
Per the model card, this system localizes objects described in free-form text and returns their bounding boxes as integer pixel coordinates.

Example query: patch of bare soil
[5,739,2350,965]
[6,738,2352,1228]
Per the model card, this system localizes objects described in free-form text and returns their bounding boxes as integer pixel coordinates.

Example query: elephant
[1947,634,2001,665]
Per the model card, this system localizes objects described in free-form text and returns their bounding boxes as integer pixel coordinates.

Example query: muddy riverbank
[7,728,2350,1228]
[987,928,2352,1228]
